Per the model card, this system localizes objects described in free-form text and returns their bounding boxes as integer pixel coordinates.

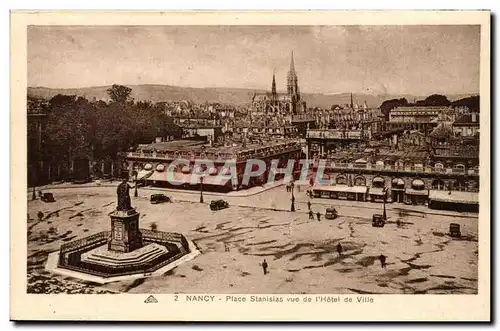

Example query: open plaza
[27,182,478,295]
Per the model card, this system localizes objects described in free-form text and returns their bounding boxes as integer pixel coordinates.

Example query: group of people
[308,210,322,221]
[306,200,334,222]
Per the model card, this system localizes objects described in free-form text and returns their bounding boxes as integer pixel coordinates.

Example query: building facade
[251,51,307,116]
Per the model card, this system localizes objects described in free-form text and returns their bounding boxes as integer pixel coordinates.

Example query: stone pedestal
[108,208,143,253]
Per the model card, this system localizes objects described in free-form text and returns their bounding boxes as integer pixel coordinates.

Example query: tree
[106,84,133,104]
[380,98,409,121]
[451,95,480,112]
[44,95,96,179]
[423,94,450,107]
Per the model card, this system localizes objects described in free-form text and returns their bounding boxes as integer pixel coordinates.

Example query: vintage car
[41,192,55,203]
[72,177,91,184]
[325,207,338,220]
[372,214,385,227]
[210,199,229,211]
[150,194,171,204]
[449,223,461,237]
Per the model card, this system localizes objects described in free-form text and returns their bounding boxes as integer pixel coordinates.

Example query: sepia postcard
[10,10,491,321]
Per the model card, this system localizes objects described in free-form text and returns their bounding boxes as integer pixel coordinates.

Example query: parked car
[325,207,338,220]
[41,192,55,203]
[372,214,385,227]
[150,194,171,204]
[210,200,229,211]
[449,223,461,237]
[72,178,91,184]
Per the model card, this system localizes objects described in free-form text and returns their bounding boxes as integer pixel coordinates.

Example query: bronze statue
[116,178,133,211]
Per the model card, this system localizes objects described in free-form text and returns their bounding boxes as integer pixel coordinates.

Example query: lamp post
[134,176,138,198]
[383,188,387,220]
[200,176,204,203]
[132,170,138,198]
[291,183,296,212]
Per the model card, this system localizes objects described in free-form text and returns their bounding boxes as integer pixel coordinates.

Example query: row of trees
[380,94,480,120]
[32,85,183,181]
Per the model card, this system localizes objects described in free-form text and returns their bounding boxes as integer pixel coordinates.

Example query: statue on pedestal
[116,178,133,211]
[109,178,142,252]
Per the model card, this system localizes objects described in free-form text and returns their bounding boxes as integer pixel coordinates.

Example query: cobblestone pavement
[27,186,478,294]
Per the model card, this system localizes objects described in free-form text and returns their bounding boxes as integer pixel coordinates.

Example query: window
[336,175,347,185]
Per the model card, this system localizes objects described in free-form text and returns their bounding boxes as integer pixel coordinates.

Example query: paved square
[27,186,478,294]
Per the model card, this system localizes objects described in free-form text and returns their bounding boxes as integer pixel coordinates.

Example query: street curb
[28,184,478,219]
[28,182,285,198]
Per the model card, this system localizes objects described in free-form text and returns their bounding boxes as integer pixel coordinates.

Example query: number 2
[174,295,178,301]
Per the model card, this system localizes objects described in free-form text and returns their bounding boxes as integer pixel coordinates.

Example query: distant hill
[27,85,477,109]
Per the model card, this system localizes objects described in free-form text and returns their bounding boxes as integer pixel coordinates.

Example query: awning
[405,188,429,196]
[354,158,367,163]
[429,190,479,205]
[411,179,425,188]
[156,164,165,172]
[369,187,386,196]
[313,184,368,194]
[136,170,153,180]
[143,163,153,171]
[372,177,385,183]
[392,178,405,186]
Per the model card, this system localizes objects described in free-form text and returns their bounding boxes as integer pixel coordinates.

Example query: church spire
[271,72,277,95]
[287,51,298,96]
[350,93,354,109]
[271,71,277,105]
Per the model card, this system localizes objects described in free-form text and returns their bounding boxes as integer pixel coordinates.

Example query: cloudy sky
[28,25,480,95]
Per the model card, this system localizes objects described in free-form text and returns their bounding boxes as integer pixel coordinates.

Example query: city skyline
[28,25,480,96]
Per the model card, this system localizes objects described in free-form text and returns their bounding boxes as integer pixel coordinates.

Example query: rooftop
[392,106,452,112]
[134,138,302,155]
[138,140,205,151]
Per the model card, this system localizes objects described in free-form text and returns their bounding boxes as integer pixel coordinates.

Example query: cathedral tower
[286,51,301,114]
[287,51,299,98]
[271,72,277,105]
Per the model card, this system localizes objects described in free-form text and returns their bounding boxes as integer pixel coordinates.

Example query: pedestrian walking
[286,184,290,193]
[379,254,387,269]
[336,243,343,257]
[316,212,321,222]
[309,210,314,219]
[262,259,268,275]
[307,201,311,210]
